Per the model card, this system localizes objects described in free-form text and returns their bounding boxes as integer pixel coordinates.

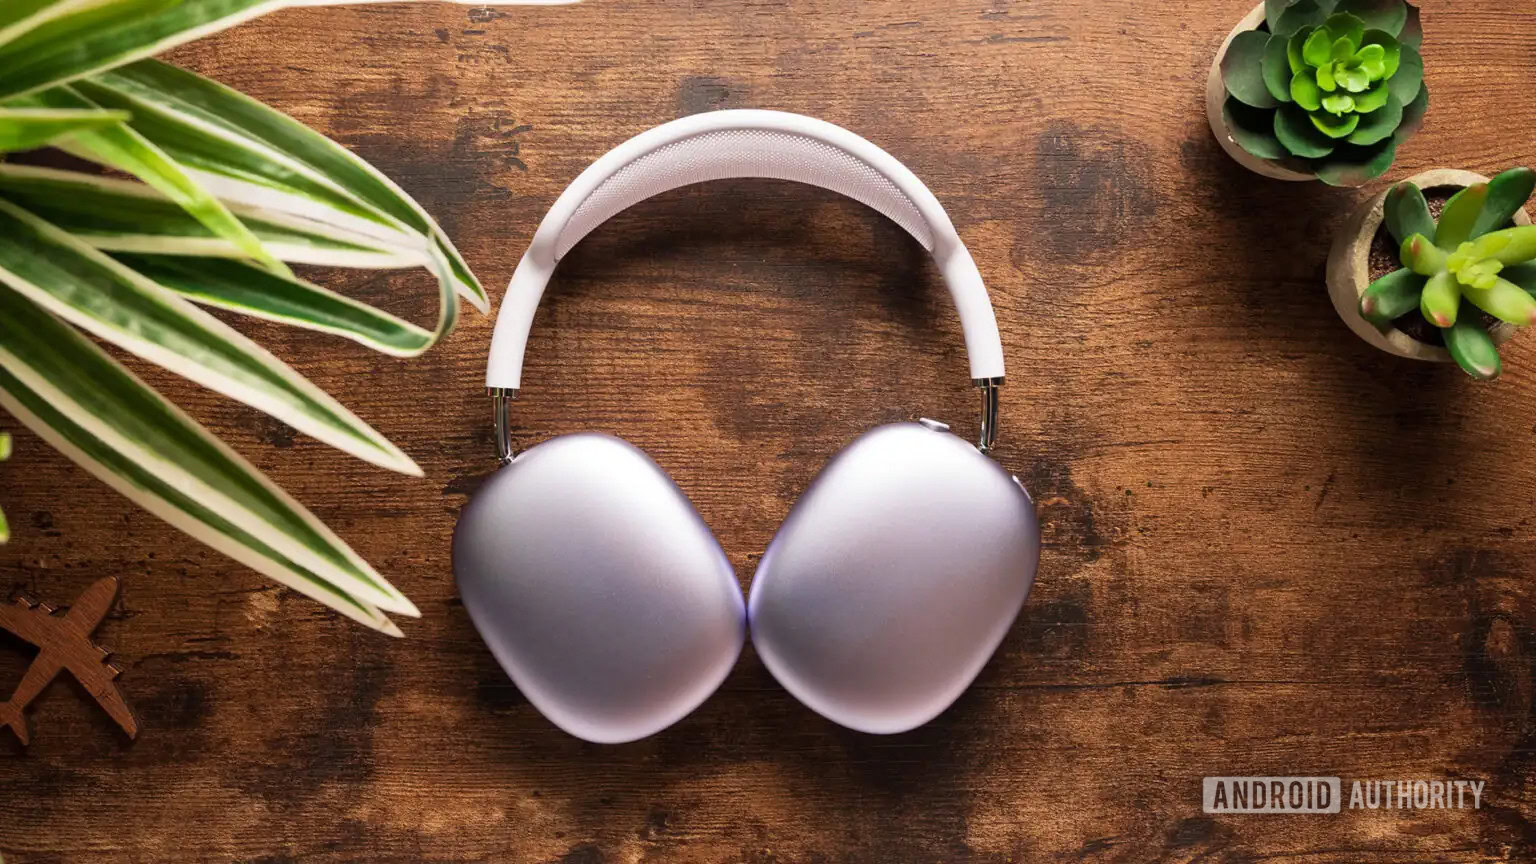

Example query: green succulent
[1359,168,1536,380]
[1220,0,1427,186]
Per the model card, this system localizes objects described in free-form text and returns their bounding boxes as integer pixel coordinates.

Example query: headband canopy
[485,109,1005,390]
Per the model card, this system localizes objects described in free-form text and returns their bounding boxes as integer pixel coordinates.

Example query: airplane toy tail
[0,700,28,746]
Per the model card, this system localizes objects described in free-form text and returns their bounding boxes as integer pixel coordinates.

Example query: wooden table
[6,0,1536,860]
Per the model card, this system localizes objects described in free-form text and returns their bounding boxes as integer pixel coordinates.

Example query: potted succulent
[1208,0,1427,186]
[1327,168,1536,379]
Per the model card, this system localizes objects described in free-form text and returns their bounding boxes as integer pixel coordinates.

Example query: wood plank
[6,0,1536,860]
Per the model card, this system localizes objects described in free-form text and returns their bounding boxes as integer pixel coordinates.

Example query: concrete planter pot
[1206,2,1314,182]
[1325,169,1529,361]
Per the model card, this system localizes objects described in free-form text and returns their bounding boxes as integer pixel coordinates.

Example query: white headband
[486,109,1005,391]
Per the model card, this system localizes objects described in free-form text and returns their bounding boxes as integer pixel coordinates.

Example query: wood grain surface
[6,0,1536,861]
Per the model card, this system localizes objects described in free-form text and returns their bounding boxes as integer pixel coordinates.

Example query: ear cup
[747,421,1040,734]
[453,433,745,743]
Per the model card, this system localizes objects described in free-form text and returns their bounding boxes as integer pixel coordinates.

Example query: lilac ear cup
[454,434,745,743]
[455,110,1040,742]
[749,420,1039,734]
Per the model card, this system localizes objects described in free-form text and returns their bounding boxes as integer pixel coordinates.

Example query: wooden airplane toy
[0,576,137,745]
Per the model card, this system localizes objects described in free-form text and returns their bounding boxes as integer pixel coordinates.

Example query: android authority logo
[1203,776,1487,814]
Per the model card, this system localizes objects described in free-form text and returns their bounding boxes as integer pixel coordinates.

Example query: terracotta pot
[1325,169,1530,361]
[1205,2,1314,182]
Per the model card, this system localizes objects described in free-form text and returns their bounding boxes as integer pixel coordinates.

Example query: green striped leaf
[118,253,435,357]
[0,1,311,101]
[77,60,488,312]
[0,105,128,151]
[0,196,423,484]
[0,0,180,70]
[0,1,573,102]
[0,0,82,47]
[0,159,454,344]
[0,163,426,269]
[9,84,288,275]
[0,0,569,631]
[0,284,405,631]
[0,162,459,346]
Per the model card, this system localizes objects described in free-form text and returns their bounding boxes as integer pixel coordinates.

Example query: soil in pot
[1368,187,1503,347]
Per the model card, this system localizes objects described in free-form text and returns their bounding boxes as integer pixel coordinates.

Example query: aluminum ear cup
[747,421,1040,734]
[453,433,746,743]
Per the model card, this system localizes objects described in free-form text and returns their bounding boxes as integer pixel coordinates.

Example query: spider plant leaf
[0,369,400,634]
[0,0,83,47]
[117,254,435,357]
[0,0,572,101]
[10,84,289,276]
[0,285,408,629]
[75,60,488,312]
[0,0,180,72]
[0,196,424,486]
[0,164,426,269]
[0,163,461,349]
[0,106,129,151]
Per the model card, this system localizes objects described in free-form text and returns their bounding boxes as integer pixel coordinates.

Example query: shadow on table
[1181,129,1485,525]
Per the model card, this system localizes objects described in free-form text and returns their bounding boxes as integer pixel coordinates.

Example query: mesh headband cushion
[554,129,936,259]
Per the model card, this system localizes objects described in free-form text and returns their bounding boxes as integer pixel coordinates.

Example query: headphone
[454,110,1041,743]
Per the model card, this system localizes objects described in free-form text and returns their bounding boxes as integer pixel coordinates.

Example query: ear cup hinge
[490,387,519,464]
[974,377,1002,454]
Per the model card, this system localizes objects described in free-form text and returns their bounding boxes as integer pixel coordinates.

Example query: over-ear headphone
[454,110,1041,743]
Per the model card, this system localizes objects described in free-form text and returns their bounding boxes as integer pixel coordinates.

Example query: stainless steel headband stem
[490,387,518,464]
[974,377,1002,454]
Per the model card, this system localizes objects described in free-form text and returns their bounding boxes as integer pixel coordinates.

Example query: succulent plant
[1359,168,1536,379]
[1220,0,1427,186]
